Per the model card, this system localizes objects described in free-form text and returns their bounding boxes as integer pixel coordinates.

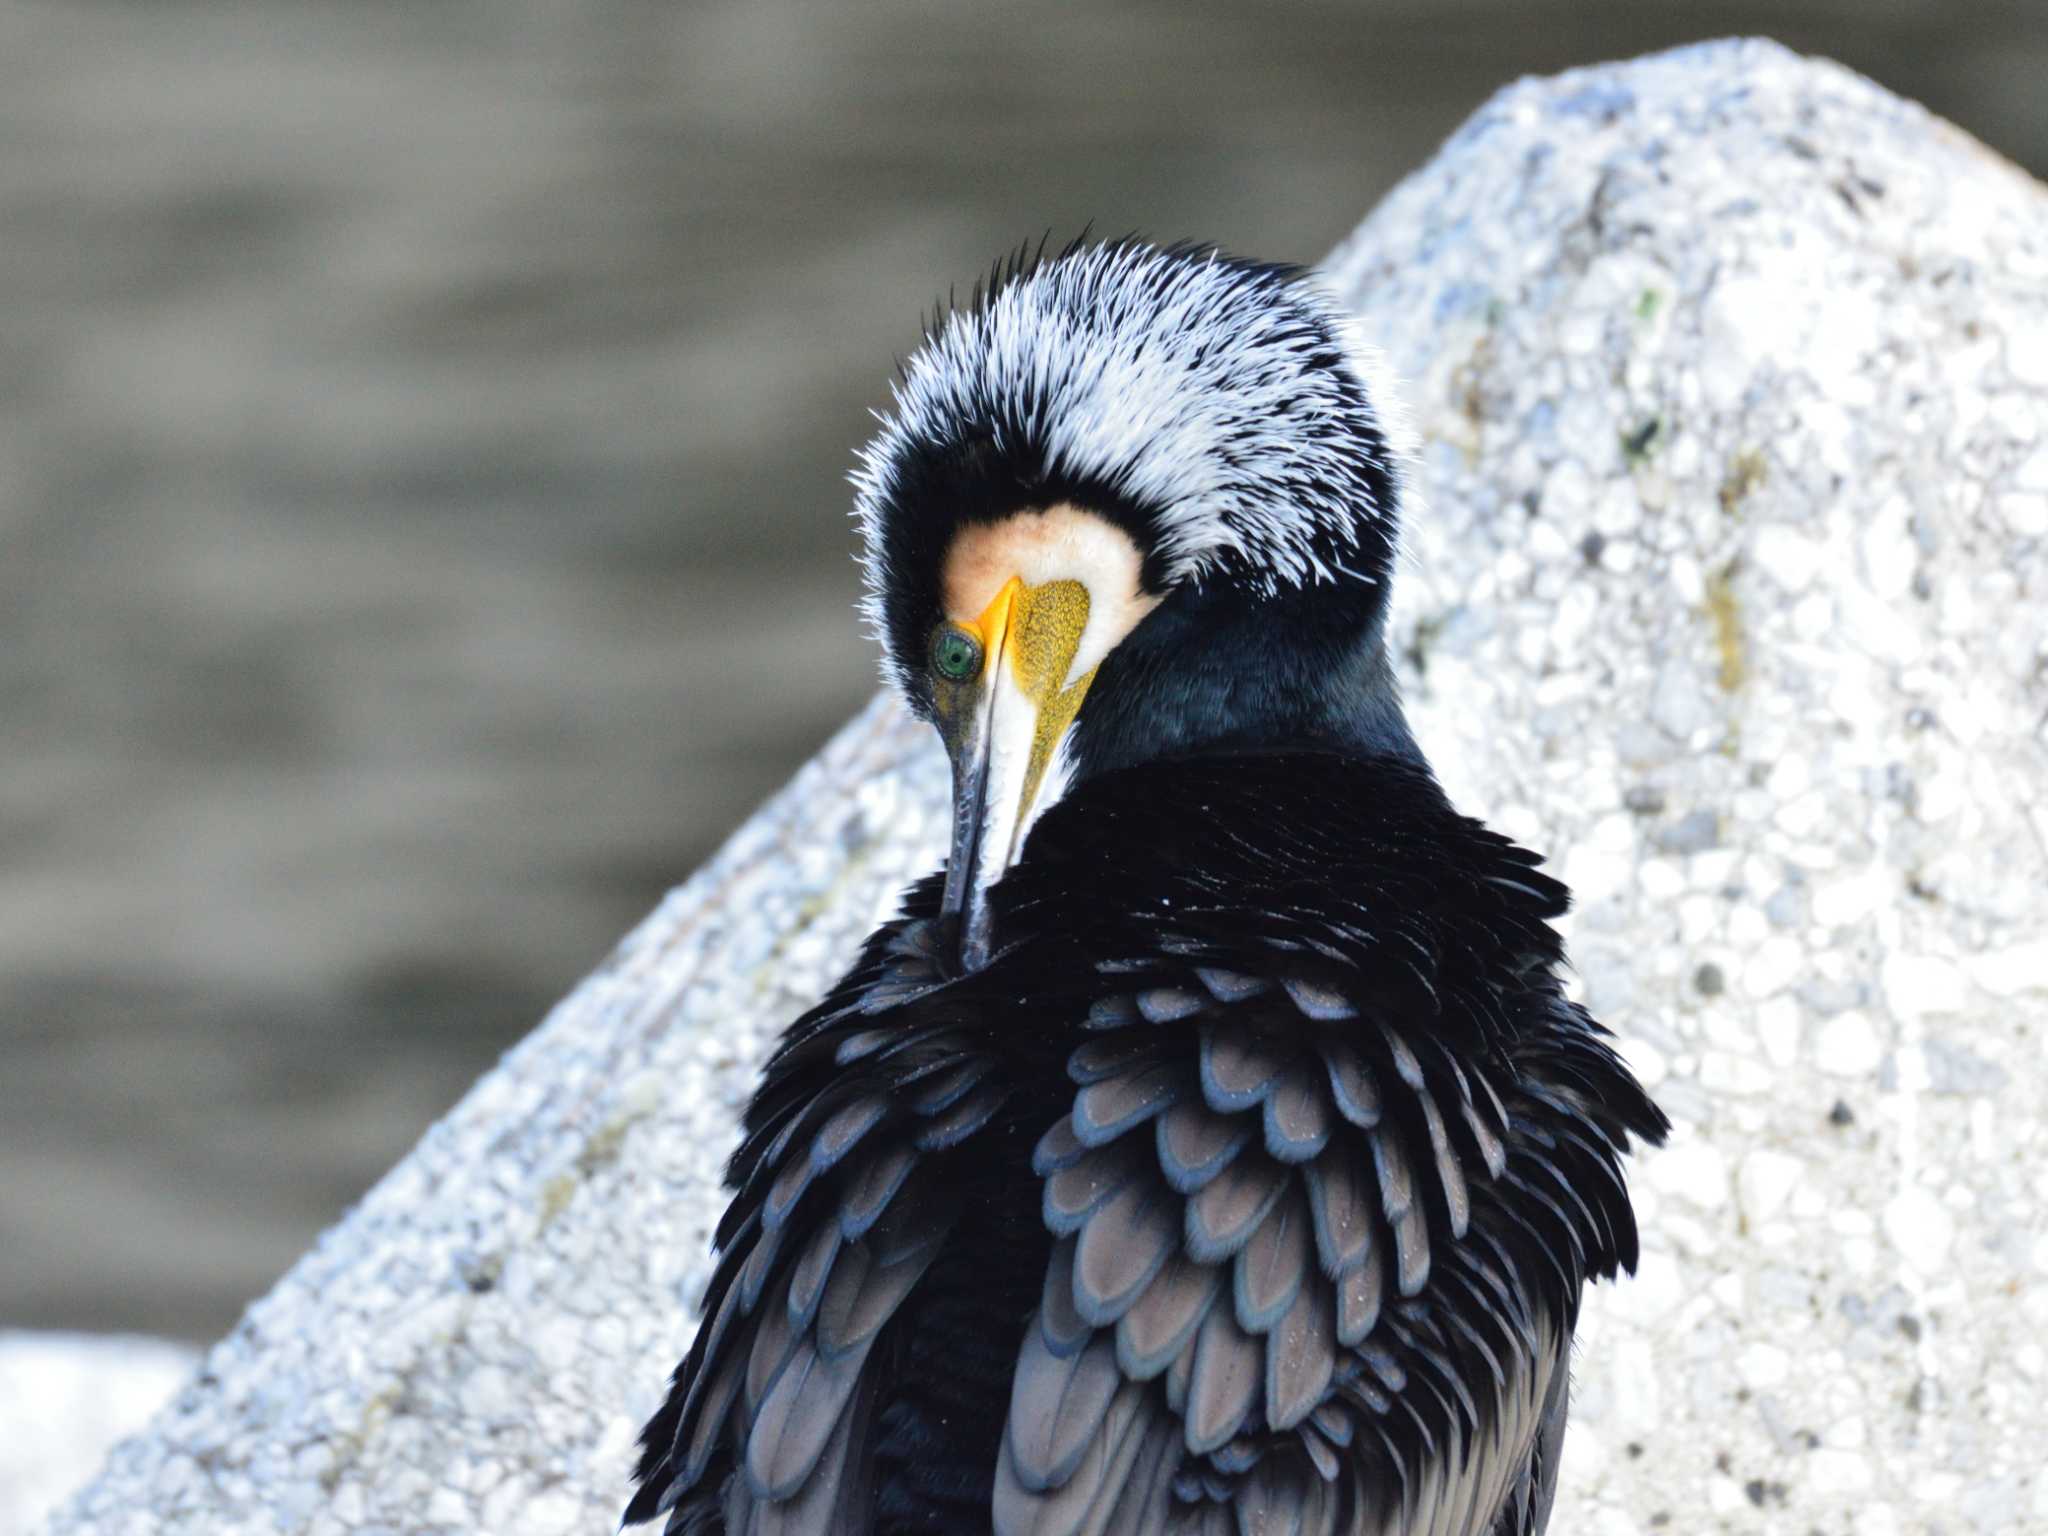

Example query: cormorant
[626,240,1667,1535]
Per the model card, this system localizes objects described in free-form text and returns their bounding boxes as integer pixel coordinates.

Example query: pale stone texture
[1323,37,2047,1535]
[38,38,2048,1535]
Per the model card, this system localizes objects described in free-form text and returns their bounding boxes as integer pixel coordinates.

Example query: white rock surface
[0,1334,198,1536]
[1324,36,2048,1533]
[39,37,2048,1536]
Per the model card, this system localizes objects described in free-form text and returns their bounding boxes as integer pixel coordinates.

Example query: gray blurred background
[1,1,2039,1342]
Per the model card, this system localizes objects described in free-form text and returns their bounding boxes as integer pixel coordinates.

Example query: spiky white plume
[851,242,1411,687]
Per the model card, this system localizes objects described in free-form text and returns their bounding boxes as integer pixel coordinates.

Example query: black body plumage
[627,242,1666,1535]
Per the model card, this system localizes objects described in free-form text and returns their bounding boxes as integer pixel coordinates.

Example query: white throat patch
[942,505,1161,692]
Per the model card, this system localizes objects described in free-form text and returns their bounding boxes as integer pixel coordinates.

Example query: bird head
[853,241,1415,969]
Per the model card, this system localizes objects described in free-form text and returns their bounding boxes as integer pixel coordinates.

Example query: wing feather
[1184,1293,1263,1453]
[997,958,1631,1536]
[636,759,1669,1536]
[1234,1185,1310,1332]
[1117,1251,1222,1380]
[1186,1152,1289,1261]
[1005,1329,1124,1492]
[628,966,988,1535]
[1265,1275,1336,1431]
[1074,1178,1180,1324]
[1158,1100,1253,1192]
[746,1337,871,1499]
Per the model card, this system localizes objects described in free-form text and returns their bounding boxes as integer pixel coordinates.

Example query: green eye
[930,625,983,682]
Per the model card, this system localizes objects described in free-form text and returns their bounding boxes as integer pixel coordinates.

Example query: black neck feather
[1067,576,1419,785]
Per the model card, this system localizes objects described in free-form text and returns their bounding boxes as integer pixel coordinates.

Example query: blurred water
[1,1,2039,1338]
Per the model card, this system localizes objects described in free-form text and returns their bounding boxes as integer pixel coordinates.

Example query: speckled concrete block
[1325,39,2048,1533]
[40,38,2048,1536]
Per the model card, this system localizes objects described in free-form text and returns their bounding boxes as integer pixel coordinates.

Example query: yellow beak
[938,575,1097,969]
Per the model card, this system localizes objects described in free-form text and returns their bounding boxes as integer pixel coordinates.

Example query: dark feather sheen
[627,752,1666,1535]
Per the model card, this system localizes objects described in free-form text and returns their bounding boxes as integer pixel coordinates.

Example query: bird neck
[1067,573,1422,781]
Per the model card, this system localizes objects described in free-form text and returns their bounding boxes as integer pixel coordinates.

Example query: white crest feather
[850,242,1408,685]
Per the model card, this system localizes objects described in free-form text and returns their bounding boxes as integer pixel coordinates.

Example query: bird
[625,239,1668,1536]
